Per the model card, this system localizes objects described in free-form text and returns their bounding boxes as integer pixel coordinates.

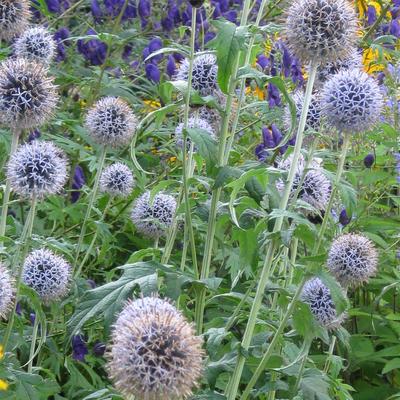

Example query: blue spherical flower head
[321,69,384,134]
[301,277,346,329]
[107,296,204,399]
[175,116,216,150]
[100,162,134,197]
[131,192,177,238]
[0,0,31,42]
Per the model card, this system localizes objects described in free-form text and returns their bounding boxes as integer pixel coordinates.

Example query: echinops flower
[131,191,176,238]
[22,248,71,303]
[284,91,322,132]
[13,26,56,65]
[7,141,68,199]
[100,162,134,197]
[0,265,15,319]
[0,58,59,129]
[175,54,218,97]
[301,277,345,329]
[321,69,384,133]
[175,116,216,150]
[107,296,204,400]
[85,97,138,147]
[0,0,31,42]
[285,0,357,64]
[327,233,378,287]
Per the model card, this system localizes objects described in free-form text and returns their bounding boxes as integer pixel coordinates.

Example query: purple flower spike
[71,166,86,204]
[72,335,88,362]
[363,153,375,168]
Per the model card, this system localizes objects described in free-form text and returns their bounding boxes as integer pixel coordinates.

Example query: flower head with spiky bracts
[0,0,31,42]
[193,106,221,132]
[175,54,218,97]
[175,116,216,150]
[0,264,15,319]
[13,26,56,65]
[22,248,71,303]
[327,233,378,287]
[284,91,322,132]
[85,97,138,147]
[301,278,345,329]
[0,58,59,129]
[285,0,358,64]
[321,69,384,134]
[277,154,331,220]
[100,162,134,197]
[107,296,204,400]
[131,192,176,238]
[7,141,68,199]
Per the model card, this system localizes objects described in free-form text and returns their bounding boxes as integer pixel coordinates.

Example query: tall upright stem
[226,61,319,400]
[27,316,39,373]
[73,147,107,276]
[0,130,20,245]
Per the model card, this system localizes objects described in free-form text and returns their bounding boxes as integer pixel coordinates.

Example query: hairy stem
[27,316,39,373]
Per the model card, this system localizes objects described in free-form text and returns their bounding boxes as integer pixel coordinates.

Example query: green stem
[73,147,107,276]
[313,134,351,255]
[291,341,312,399]
[27,316,39,373]
[2,197,37,351]
[194,0,253,336]
[323,335,337,374]
[0,130,20,245]
[226,60,319,400]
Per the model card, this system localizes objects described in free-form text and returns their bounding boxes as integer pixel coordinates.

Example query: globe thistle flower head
[285,0,357,64]
[321,69,384,133]
[99,162,134,197]
[22,248,71,303]
[0,0,31,42]
[327,233,378,287]
[107,296,204,400]
[7,141,68,199]
[284,91,322,132]
[175,54,218,97]
[131,191,177,238]
[13,26,56,65]
[0,264,15,319]
[85,97,138,147]
[175,116,216,150]
[301,278,345,329]
[0,58,59,129]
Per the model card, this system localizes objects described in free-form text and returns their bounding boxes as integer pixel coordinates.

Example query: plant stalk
[27,316,39,373]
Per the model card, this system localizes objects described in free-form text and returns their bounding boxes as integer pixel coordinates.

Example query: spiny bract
[14,26,57,65]
[7,141,68,199]
[23,248,71,303]
[327,233,378,287]
[321,69,384,133]
[285,0,358,64]
[175,53,218,97]
[175,116,216,150]
[85,97,138,147]
[0,58,59,129]
[0,264,15,319]
[100,162,134,197]
[107,296,204,400]
[131,191,177,238]
[0,0,31,42]
[301,277,345,329]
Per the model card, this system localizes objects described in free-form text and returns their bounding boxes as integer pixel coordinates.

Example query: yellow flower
[0,345,3,360]
[143,99,161,111]
[0,379,8,391]
[362,47,387,72]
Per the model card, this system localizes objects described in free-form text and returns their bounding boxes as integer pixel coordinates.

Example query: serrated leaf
[186,127,219,169]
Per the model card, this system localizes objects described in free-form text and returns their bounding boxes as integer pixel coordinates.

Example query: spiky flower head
[193,106,221,131]
[22,248,71,303]
[13,26,56,65]
[175,54,218,97]
[131,191,176,238]
[0,58,58,129]
[85,97,138,147]
[284,91,322,132]
[327,233,378,287]
[7,141,68,199]
[0,0,31,42]
[285,0,357,64]
[301,278,345,329]
[175,116,216,150]
[0,264,15,319]
[277,154,331,219]
[321,69,384,133]
[107,296,204,400]
[100,162,134,197]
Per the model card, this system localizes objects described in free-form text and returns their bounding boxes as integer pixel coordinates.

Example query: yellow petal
[0,380,9,391]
